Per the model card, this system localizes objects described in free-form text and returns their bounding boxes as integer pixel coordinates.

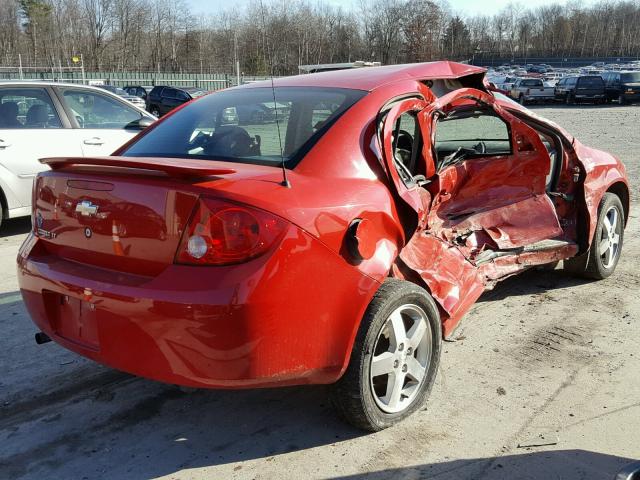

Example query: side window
[0,87,62,129]
[163,88,177,99]
[434,112,511,168]
[63,90,142,129]
[176,90,190,101]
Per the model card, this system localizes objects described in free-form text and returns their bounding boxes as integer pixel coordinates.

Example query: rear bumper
[575,94,605,99]
[523,95,553,101]
[17,229,378,388]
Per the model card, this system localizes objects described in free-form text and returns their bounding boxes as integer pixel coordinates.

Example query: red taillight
[176,198,287,265]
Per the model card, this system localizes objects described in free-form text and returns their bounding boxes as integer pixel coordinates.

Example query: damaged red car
[18,62,629,431]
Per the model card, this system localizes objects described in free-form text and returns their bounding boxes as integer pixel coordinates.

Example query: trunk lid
[33,156,241,276]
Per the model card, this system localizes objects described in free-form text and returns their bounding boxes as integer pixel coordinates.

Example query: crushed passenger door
[425,88,563,258]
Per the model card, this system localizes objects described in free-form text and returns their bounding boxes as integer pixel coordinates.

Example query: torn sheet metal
[399,232,485,337]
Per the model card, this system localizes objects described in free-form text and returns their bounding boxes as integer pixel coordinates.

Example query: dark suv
[146,86,208,117]
[601,71,640,104]
[554,76,605,104]
[123,85,153,102]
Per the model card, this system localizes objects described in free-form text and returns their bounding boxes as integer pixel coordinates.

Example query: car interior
[389,101,563,198]
[174,92,355,165]
[0,89,62,129]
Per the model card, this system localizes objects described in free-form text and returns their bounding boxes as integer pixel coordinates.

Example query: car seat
[25,104,51,128]
[0,102,22,128]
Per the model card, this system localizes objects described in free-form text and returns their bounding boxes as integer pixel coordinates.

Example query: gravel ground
[0,104,639,479]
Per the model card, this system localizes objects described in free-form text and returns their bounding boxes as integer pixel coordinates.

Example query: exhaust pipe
[35,332,52,345]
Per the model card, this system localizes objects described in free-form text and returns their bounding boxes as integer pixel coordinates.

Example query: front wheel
[585,193,625,279]
[329,279,442,431]
[566,94,574,105]
[618,94,626,105]
[519,94,526,105]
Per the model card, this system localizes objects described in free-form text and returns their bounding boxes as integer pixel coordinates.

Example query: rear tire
[565,193,624,279]
[329,279,442,431]
[150,106,161,117]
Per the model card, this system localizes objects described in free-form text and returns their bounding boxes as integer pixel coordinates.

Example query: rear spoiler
[40,156,236,179]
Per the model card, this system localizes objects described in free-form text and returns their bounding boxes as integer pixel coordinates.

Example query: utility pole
[80,54,86,85]
[234,32,241,87]
[18,54,24,80]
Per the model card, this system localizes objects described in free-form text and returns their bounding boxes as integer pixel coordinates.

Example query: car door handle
[0,139,11,149]
[83,137,105,146]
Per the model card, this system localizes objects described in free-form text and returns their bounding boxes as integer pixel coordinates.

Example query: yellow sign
[71,56,80,64]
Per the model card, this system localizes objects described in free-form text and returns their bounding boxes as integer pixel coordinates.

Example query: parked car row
[492,60,640,78]
[116,84,210,117]
[90,84,211,118]
[0,82,155,225]
[490,68,640,106]
[98,85,146,109]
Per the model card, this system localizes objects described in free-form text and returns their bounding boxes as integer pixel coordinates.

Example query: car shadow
[334,449,636,479]
[475,267,594,304]
[1,376,364,479]
[0,217,31,237]
[0,312,364,480]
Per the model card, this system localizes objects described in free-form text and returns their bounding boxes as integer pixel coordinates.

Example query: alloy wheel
[599,205,622,269]
[369,304,431,414]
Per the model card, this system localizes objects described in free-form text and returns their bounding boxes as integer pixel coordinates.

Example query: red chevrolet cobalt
[18,62,629,430]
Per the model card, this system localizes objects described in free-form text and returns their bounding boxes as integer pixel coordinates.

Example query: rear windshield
[123,87,366,168]
[621,72,640,83]
[521,79,542,86]
[578,76,604,87]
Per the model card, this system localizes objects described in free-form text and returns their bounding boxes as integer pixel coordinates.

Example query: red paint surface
[18,61,629,388]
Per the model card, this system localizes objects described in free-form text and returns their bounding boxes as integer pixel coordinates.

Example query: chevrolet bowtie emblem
[75,200,99,217]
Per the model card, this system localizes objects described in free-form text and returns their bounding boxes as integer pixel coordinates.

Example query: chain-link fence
[0,67,274,90]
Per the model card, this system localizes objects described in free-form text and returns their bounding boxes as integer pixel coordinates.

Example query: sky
[186,0,595,17]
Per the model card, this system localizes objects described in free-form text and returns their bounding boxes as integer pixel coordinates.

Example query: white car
[0,81,155,226]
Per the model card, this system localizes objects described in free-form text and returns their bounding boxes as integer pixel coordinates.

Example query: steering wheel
[75,115,85,128]
[203,126,253,157]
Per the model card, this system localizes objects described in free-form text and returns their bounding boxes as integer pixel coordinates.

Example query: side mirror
[125,117,154,130]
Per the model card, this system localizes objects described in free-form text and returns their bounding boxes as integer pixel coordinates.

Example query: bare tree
[1,0,640,73]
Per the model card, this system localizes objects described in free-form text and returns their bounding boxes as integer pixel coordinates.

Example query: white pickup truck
[509,78,555,105]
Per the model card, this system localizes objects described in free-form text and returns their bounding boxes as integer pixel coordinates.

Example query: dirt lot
[1,104,639,479]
